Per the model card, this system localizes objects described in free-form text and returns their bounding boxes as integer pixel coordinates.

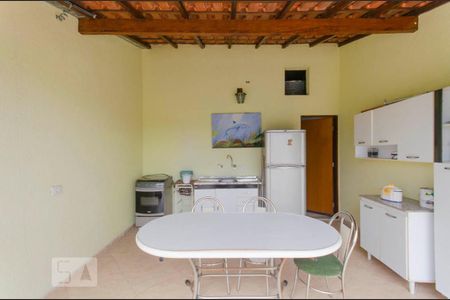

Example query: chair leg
[306,274,311,299]
[225,258,230,295]
[325,277,331,293]
[265,260,269,296]
[341,275,346,299]
[237,258,243,292]
[197,259,202,296]
[290,269,299,299]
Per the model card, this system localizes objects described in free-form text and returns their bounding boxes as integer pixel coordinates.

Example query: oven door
[136,188,164,216]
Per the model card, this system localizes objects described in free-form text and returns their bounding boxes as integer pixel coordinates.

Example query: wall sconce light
[235,88,247,104]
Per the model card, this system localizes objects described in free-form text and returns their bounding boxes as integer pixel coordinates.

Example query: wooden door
[302,117,336,215]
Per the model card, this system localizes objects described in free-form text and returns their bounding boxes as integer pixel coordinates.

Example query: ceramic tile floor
[47,227,444,299]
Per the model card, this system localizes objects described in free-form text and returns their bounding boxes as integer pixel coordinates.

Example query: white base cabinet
[434,163,450,298]
[360,196,434,294]
[194,187,259,213]
[173,183,194,214]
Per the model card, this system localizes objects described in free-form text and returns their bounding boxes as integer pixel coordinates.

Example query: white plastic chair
[192,196,224,213]
[237,197,277,296]
[191,197,230,294]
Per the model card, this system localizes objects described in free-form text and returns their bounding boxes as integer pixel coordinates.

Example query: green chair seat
[294,255,343,277]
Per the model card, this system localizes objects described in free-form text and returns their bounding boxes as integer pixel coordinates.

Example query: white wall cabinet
[354,111,372,146]
[354,92,435,162]
[372,103,404,146]
[396,93,435,162]
[434,163,450,298]
[360,196,434,294]
[194,187,259,213]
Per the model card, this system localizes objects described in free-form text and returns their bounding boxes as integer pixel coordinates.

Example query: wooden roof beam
[231,0,237,19]
[276,0,296,19]
[404,0,449,16]
[79,17,419,36]
[226,37,233,49]
[56,0,98,18]
[255,36,268,49]
[175,1,189,19]
[256,0,293,48]
[117,1,145,19]
[194,36,205,49]
[281,35,300,48]
[338,34,367,47]
[160,35,178,48]
[309,35,333,47]
[318,0,353,19]
[363,0,403,18]
[121,36,151,49]
[339,1,403,47]
[61,1,153,49]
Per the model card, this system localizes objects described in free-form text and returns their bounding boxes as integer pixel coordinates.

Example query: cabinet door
[216,188,259,213]
[373,103,404,146]
[380,208,407,279]
[194,189,216,202]
[360,199,381,258]
[396,92,434,162]
[434,163,450,297]
[354,111,373,146]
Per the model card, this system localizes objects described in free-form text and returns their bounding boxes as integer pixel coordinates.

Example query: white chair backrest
[243,197,277,213]
[328,211,358,270]
[192,196,224,213]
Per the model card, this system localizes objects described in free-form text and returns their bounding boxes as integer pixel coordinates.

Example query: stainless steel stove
[135,174,173,227]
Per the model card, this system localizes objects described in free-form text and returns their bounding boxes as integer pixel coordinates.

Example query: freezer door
[265,166,305,215]
[266,131,305,166]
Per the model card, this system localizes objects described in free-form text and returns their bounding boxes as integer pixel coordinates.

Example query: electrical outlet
[50,185,63,197]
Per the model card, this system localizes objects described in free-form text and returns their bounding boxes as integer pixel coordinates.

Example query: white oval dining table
[136,213,342,299]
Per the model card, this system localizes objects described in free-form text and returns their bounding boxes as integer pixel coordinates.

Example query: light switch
[50,185,63,196]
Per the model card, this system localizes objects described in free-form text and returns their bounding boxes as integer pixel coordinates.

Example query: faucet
[226,154,237,169]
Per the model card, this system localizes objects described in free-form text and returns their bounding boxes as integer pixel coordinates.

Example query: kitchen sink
[197,176,260,184]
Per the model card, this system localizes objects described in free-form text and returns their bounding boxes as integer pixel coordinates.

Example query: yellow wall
[142,46,340,178]
[1,1,449,298]
[339,3,450,220]
[0,2,142,298]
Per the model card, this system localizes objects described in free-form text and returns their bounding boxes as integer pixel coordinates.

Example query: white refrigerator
[264,130,306,215]
[434,163,450,298]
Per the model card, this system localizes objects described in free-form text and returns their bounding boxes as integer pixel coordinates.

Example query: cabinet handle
[364,204,373,210]
[358,141,366,145]
[445,167,450,170]
[379,140,389,143]
[385,213,397,219]
[406,156,420,159]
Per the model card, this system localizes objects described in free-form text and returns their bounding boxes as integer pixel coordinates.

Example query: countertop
[193,179,262,189]
[361,195,433,213]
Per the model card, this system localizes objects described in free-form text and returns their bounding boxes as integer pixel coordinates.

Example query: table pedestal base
[186,258,288,299]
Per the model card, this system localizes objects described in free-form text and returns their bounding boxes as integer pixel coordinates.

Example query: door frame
[301,115,339,215]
